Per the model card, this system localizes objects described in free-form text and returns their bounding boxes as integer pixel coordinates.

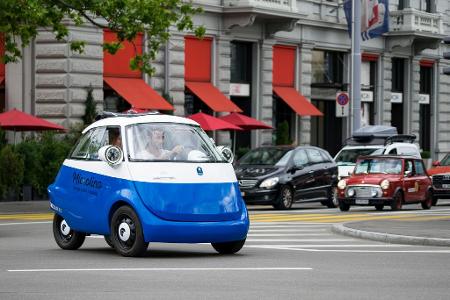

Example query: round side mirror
[98,145,123,167]
[217,146,234,163]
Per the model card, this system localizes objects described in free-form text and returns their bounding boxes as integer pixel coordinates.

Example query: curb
[331,223,450,247]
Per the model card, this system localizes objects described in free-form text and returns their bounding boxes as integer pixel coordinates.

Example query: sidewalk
[332,219,450,247]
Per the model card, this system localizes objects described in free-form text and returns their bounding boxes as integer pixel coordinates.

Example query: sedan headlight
[337,179,347,190]
[380,179,390,190]
[259,177,279,188]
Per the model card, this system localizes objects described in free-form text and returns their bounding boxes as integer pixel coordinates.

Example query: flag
[344,0,389,41]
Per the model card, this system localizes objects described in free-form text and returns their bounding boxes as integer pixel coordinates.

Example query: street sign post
[336,92,350,117]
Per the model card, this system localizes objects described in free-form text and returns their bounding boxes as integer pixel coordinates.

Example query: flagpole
[351,0,362,133]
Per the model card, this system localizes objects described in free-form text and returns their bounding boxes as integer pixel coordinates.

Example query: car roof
[357,155,421,160]
[83,113,199,133]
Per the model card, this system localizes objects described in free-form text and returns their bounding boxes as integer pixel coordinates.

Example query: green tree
[83,86,97,125]
[0,0,204,75]
[276,120,292,145]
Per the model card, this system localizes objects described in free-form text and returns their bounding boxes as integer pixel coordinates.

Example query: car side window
[404,160,413,175]
[414,160,426,176]
[319,150,332,163]
[388,148,397,155]
[293,149,309,167]
[70,127,107,160]
[307,149,324,164]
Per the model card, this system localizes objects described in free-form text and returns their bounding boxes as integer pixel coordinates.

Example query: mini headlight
[371,189,378,197]
[380,179,390,190]
[347,188,355,197]
[337,179,347,190]
[259,177,279,188]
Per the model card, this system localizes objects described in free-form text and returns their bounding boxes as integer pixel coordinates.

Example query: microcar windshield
[354,158,403,175]
[126,123,224,162]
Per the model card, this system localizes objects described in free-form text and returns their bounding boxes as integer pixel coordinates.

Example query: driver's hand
[172,145,184,154]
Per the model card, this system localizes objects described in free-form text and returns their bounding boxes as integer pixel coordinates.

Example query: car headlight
[259,177,279,188]
[337,179,347,190]
[380,179,390,190]
[347,188,355,197]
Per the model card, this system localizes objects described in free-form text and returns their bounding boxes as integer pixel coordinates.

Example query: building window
[231,42,252,84]
[311,50,344,88]
[398,0,405,10]
[391,58,405,134]
[420,65,432,152]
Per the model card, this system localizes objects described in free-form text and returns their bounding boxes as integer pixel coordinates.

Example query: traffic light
[443,36,450,75]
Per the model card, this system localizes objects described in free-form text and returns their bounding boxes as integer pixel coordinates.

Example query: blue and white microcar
[48,112,249,257]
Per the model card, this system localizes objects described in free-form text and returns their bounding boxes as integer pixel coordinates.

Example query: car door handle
[308,170,314,174]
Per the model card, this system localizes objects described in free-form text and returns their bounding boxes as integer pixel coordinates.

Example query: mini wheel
[110,206,148,257]
[375,204,384,211]
[421,190,433,210]
[391,191,403,211]
[273,185,294,210]
[52,214,86,250]
[339,201,350,212]
[212,239,246,254]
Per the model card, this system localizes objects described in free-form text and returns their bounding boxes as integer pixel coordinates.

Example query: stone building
[1,0,449,158]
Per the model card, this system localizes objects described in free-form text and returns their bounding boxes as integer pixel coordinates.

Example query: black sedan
[235,146,338,209]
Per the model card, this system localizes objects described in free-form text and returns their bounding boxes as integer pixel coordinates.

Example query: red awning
[188,112,242,131]
[0,76,4,85]
[104,77,173,111]
[219,112,272,130]
[185,81,242,113]
[273,86,323,116]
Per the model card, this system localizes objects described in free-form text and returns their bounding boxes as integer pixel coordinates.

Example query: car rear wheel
[391,192,403,211]
[421,191,433,210]
[338,201,350,212]
[212,239,246,254]
[273,185,294,210]
[53,214,86,250]
[110,206,148,257]
[375,204,384,211]
[326,187,338,208]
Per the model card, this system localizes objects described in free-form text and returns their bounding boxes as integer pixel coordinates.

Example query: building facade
[1,0,450,158]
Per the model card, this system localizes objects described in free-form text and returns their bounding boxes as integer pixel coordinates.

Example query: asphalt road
[1,202,450,299]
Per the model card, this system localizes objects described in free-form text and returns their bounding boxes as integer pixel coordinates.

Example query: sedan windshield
[354,158,403,175]
[238,148,293,166]
[335,148,382,166]
[126,123,223,162]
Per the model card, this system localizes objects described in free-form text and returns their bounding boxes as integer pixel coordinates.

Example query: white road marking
[246,239,353,242]
[250,223,333,227]
[246,244,404,248]
[249,229,328,232]
[0,221,52,226]
[7,267,313,273]
[253,246,450,254]
[248,233,332,237]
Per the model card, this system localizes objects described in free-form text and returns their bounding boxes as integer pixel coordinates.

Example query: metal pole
[352,0,362,133]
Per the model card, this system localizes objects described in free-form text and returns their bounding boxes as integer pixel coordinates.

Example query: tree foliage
[0,0,204,75]
[83,85,97,125]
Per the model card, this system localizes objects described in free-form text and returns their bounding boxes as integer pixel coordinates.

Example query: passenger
[109,129,122,149]
[136,128,183,160]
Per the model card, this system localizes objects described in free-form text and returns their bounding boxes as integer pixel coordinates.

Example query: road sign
[336,92,349,117]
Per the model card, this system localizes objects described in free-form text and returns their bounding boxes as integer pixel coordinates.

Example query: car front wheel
[326,187,338,208]
[212,239,246,254]
[273,185,294,210]
[391,192,403,211]
[338,201,350,212]
[53,214,85,250]
[110,206,148,257]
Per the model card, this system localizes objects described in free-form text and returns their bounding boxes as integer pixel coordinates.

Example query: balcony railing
[390,8,443,35]
[223,0,297,13]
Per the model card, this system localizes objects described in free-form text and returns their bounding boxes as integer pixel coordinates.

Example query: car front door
[305,148,328,199]
[403,159,419,202]
[290,149,315,200]
[413,160,428,200]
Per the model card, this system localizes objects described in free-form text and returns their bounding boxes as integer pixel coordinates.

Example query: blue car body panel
[48,164,249,243]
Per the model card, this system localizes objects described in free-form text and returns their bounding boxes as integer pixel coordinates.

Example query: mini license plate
[355,199,369,205]
[442,184,450,189]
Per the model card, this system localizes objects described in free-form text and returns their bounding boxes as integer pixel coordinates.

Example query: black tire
[273,185,294,210]
[421,190,433,210]
[110,206,148,257]
[326,187,338,208]
[212,239,246,254]
[52,214,86,250]
[391,191,403,211]
[432,196,438,206]
[339,201,350,212]
[104,235,114,248]
[375,204,384,211]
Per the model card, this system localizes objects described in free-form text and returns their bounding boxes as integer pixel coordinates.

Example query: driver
[136,128,183,160]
